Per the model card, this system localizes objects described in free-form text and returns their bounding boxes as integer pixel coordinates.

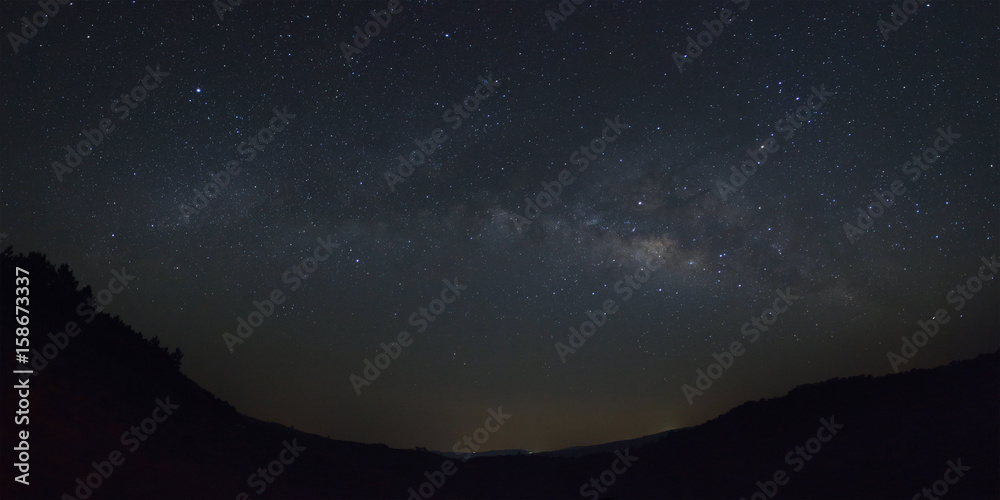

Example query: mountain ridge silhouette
[2,248,997,499]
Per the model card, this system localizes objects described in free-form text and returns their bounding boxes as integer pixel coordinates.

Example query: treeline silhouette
[2,247,183,375]
[1,248,997,499]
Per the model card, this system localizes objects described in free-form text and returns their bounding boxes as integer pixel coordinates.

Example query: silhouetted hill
[2,249,997,499]
[533,429,676,458]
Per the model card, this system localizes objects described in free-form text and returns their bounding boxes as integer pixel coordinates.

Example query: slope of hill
[2,249,997,499]
[533,429,677,459]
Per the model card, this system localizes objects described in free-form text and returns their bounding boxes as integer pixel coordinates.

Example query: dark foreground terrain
[2,249,998,499]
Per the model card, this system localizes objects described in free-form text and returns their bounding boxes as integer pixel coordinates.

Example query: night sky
[2,0,997,454]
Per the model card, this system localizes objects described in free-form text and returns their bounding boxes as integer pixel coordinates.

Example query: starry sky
[2,0,997,453]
